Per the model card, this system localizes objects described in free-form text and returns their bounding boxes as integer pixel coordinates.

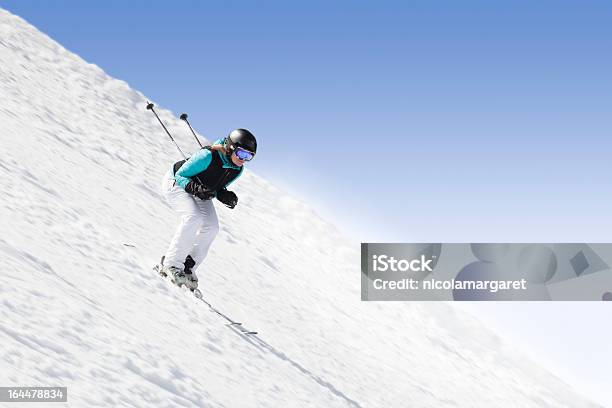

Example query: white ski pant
[161,169,219,273]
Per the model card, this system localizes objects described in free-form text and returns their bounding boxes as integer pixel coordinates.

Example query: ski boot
[184,272,198,290]
[183,257,202,297]
[155,255,187,286]
[164,265,187,286]
[183,255,198,291]
[154,255,197,291]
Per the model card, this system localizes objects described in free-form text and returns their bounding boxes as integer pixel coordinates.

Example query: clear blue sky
[3,0,611,241]
[2,1,612,405]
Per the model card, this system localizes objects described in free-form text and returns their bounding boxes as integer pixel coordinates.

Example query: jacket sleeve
[174,149,213,189]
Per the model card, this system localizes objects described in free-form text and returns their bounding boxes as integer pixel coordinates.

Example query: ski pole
[146,102,187,159]
[179,113,204,148]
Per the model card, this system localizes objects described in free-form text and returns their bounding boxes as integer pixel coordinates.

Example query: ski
[154,264,257,335]
[196,296,258,335]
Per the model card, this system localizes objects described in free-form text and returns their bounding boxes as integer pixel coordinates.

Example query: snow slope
[0,8,601,408]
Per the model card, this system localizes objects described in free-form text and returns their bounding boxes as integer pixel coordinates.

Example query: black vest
[173,148,242,192]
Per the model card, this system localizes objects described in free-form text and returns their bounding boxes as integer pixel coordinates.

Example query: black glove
[185,181,215,200]
[217,189,238,209]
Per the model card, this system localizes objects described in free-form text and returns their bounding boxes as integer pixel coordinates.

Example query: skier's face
[230,152,245,166]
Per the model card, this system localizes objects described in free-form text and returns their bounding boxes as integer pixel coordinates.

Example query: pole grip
[180,113,204,148]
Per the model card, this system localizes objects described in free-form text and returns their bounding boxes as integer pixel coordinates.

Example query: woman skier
[157,129,257,290]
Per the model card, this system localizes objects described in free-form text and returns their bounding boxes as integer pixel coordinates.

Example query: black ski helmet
[225,129,257,156]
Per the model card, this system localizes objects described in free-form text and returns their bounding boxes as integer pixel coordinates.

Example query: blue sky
[2,2,612,404]
[3,0,611,241]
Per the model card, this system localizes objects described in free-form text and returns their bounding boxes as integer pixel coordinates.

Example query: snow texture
[0,8,602,408]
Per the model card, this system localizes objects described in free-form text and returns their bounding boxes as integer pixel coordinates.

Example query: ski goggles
[235,147,255,161]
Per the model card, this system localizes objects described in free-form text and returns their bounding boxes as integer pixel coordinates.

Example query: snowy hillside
[0,8,601,408]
